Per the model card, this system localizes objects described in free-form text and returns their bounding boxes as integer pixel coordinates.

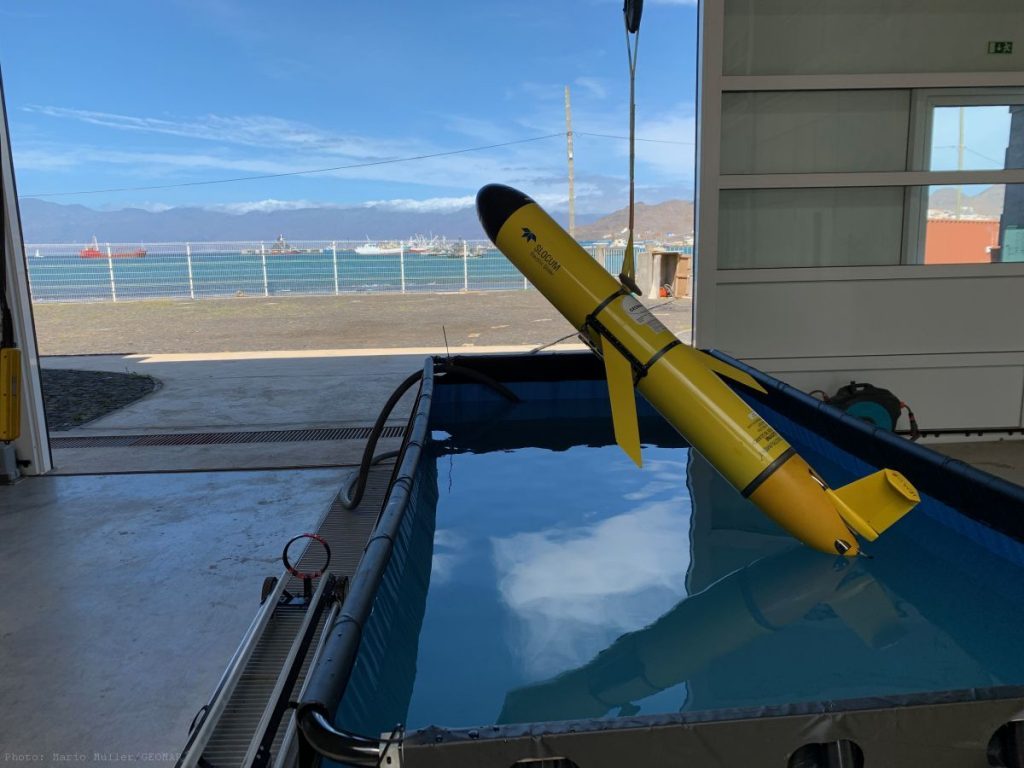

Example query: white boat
[354,241,403,255]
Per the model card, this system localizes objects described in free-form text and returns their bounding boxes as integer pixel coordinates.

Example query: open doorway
[3,1,697,474]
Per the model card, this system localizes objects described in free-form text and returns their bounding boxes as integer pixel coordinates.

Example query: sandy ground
[31,291,692,356]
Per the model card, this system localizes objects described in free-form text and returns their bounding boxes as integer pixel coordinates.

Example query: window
[930,107,1018,171]
[717,87,1024,268]
[903,89,1024,263]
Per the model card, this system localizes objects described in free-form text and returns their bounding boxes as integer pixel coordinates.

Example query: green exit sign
[989,41,1014,54]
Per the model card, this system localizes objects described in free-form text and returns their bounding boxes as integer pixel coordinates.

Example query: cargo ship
[80,236,146,259]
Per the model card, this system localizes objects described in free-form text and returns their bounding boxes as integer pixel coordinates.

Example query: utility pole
[565,85,575,238]
[956,106,965,219]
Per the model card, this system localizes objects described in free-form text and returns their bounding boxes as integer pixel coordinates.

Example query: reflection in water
[493,496,691,678]
[498,545,899,723]
[430,528,469,586]
[378,417,1024,733]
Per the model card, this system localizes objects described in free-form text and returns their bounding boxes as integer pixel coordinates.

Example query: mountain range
[574,200,695,241]
[927,185,1005,218]
[18,185,991,245]
[16,198,505,243]
[15,197,696,244]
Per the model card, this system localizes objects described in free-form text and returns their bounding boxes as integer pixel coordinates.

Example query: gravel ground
[33,293,690,430]
[41,369,160,431]
[31,292,692,356]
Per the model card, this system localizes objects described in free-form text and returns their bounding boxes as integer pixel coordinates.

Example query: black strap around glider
[583,288,682,386]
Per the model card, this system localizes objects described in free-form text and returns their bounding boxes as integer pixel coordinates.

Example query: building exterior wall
[696,0,1024,435]
[925,220,999,264]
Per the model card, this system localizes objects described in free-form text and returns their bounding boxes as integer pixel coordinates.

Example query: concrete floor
[934,439,1024,486]
[0,467,348,762]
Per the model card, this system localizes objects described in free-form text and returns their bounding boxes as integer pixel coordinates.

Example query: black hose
[437,360,520,403]
[297,707,383,766]
[337,359,519,510]
[338,369,424,509]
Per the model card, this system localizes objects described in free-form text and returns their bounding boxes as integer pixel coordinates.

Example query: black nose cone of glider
[476,184,534,243]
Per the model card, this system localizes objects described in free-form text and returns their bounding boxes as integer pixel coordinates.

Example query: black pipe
[339,359,518,510]
[296,709,382,767]
[338,369,425,509]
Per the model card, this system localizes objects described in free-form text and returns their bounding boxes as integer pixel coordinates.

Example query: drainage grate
[51,425,406,449]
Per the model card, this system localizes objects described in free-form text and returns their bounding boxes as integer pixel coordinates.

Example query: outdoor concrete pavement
[43,349,421,472]
[42,344,588,473]
[39,344,1024,481]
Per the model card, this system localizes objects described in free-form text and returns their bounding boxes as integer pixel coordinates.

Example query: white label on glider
[620,295,668,333]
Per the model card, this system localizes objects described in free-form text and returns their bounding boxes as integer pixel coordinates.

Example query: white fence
[24,239,629,303]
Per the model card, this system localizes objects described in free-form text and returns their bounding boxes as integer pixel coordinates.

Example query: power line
[21,129,695,199]
[21,133,564,198]
[578,131,693,145]
[932,144,1005,167]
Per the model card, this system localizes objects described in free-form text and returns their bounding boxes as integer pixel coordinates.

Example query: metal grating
[197,466,390,768]
[52,425,406,449]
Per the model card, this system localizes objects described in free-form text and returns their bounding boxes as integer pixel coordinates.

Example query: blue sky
[931,106,1012,171]
[1,0,697,215]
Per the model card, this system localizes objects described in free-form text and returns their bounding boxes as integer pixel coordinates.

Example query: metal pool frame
[295,351,1024,768]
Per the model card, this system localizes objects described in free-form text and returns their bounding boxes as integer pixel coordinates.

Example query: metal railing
[23,239,631,303]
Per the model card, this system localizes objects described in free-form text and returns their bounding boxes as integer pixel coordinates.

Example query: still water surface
[351,418,1024,733]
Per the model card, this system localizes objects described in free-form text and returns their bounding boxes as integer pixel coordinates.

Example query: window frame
[716,86,1024,268]
[904,87,1024,264]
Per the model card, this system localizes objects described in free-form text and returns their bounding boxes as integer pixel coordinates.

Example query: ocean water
[24,250,538,303]
[24,246,633,303]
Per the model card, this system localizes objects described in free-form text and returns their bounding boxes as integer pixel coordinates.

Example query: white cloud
[12,148,78,171]
[16,106,575,199]
[107,201,175,213]
[208,199,325,214]
[362,190,573,213]
[15,102,692,211]
[634,109,696,176]
[24,105,406,158]
[15,143,303,177]
[574,77,608,100]
[362,195,477,213]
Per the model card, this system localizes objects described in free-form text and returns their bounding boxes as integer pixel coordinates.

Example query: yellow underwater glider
[475,184,920,557]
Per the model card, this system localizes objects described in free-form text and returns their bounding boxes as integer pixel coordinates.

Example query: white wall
[711,265,1024,430]
[724,0,1024,76]
[696,0,1024,436]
